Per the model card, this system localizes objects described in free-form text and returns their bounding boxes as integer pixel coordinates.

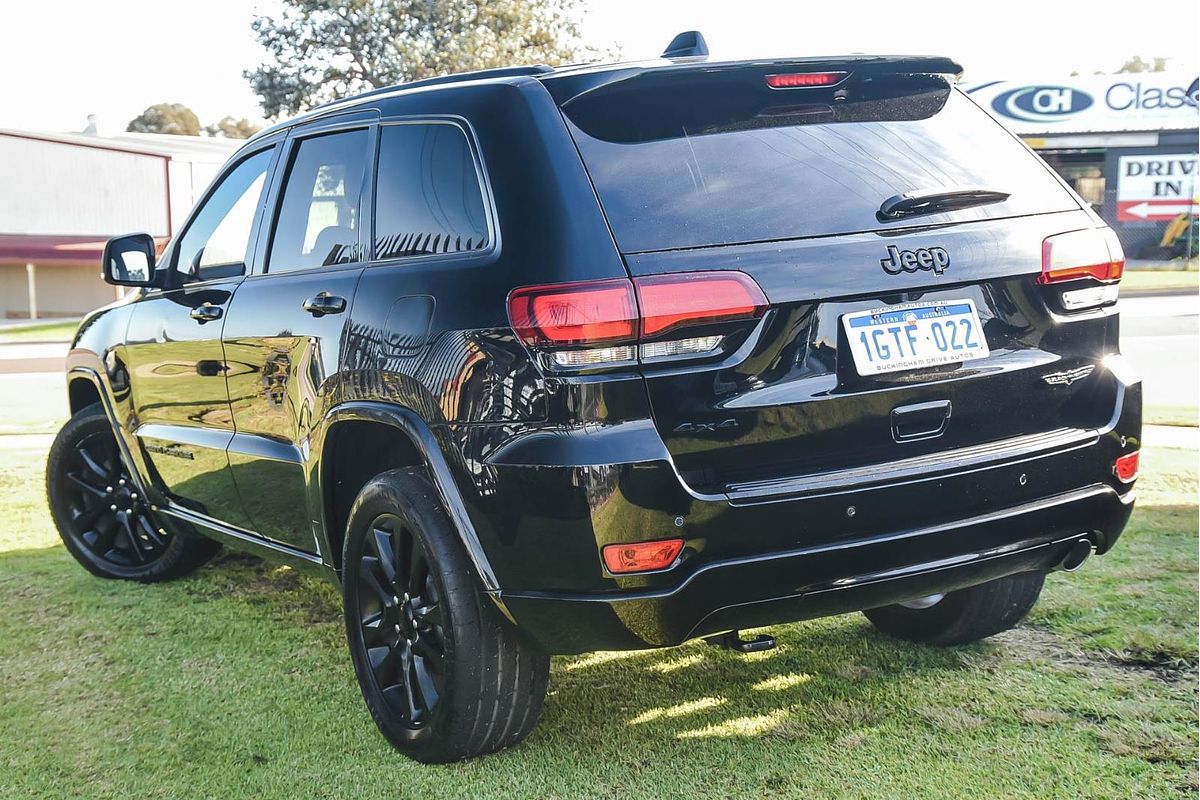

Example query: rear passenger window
[373,124,489,260]
[268,129,368,273]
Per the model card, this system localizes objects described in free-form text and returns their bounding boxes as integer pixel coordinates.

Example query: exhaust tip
[1058,539,1093,572]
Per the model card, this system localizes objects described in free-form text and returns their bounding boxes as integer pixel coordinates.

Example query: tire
[46,404,220,582]
[342,467,549,763]
[863,572,1046,646]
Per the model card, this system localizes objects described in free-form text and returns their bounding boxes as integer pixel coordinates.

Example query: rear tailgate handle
[891,400,952,443]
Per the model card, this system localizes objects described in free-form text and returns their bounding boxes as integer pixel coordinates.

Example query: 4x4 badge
[880,245,950,275]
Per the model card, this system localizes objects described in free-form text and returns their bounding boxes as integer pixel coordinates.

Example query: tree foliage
[1116,56,1169,74]
[126,103,202,136]
[205,116,263,139]
[245,0,594,118]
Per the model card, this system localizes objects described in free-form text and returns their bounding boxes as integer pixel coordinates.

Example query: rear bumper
[500,484,1133,653]
[469,356,1141,654]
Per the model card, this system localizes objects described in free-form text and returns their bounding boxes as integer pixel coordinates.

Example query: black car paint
[66,57,1141,654]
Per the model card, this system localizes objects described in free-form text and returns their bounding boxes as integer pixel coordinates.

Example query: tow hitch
[704,630,777,654]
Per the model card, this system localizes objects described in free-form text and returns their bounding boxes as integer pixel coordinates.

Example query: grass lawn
[1146,405,1200,428]
[0,319,79,344]
[0,440,1195,799]
[1123,269,1199,294]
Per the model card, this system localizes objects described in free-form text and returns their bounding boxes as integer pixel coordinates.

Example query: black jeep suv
[47,37,1141,762]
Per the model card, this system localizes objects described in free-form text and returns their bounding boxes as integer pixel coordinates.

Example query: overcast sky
[1,0,1196,134]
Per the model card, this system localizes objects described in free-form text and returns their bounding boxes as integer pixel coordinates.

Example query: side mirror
[102,233,158,286]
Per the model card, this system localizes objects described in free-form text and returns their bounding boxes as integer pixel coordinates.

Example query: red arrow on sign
[1117,199,1200,221]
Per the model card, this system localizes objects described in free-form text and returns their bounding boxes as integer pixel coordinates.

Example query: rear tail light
[507,271,767,370]
[636,272,766,336]
[507,278,636,347]
[1114,451,1139,483]
[765,71,849,89]
[1040,228,1124,311]
[602,538,685,574]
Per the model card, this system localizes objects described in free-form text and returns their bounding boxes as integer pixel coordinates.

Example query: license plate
[842,299,990,376]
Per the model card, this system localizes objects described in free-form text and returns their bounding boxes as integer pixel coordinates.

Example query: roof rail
[312,64,556,111]
[662,31,709,59]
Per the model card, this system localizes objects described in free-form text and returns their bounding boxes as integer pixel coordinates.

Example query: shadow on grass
[1,498,1193,759]
[0,539,990,750]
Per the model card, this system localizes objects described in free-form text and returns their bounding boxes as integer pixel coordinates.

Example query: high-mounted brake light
[765,71,848,89]
[602,538,685,574]
[507,271,768,370]
[1040,228,1125,311]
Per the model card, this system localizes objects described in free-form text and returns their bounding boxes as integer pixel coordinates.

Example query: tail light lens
[1114,451,1139,483]
[602,538,685,574]
[765,71,849,89]
[637,272,767,337]
[507,278,636,346]
[507,271,768,370]
[1040,228,1124,311]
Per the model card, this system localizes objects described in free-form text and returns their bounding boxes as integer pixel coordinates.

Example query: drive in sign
[1116,154,1199,221]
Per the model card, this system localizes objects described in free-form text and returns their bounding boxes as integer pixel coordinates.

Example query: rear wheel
[343,467,549,763]
[863,572,1045,646]
[46,404,220,582]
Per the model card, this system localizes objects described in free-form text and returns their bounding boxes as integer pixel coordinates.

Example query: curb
[1122,288,1199,298]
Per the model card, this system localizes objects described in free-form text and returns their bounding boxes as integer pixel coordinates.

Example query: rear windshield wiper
[877,186,1011,221]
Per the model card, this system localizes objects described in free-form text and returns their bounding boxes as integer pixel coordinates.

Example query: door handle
[890,400,952,443]
[303,292,347,317]
[189,303,223,323]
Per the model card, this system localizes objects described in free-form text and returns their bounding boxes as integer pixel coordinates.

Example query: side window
[374,124,490,260]
[268,129,369,273]
[174,148,273,279]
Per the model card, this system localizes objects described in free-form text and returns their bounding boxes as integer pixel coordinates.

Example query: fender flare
[66,365,153,499]
[318,401,502,595]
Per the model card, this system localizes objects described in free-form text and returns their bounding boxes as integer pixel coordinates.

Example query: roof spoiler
[544,55,964,108]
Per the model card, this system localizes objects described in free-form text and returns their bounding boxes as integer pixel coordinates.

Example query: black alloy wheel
[47,404,220,582]
[354,512,446,729]
[343,467,549,763]
[61,429,169,567]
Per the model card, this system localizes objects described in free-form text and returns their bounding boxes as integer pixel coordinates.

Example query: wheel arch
[316,401,502,596]
[68,374,102,415]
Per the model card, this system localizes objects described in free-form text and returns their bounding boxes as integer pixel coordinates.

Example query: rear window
[561,72,1079,253]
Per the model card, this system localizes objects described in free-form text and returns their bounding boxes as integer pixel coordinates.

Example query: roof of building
[0,128,242,162]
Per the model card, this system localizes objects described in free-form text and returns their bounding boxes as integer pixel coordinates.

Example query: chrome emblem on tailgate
[880,245,950,275]
[1042,365,1095,386]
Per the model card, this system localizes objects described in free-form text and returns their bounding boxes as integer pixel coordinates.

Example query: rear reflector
[602,538,685,574]
[765,71,848,89]
[1114,451,1139,483]
[1040,228,1125,285]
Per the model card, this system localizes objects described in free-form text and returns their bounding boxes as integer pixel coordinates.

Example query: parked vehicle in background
[47,33,1141,763]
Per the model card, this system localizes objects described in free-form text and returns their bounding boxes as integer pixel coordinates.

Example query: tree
[126,103,202,136]
[205,116,262,139]
[1116,56,1169,74]
[245,0,594,118]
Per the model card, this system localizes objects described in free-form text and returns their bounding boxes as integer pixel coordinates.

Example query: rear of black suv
[490,57,1141,653]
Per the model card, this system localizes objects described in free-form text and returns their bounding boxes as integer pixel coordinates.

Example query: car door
[221,115,375,553]
[124,142,280,529]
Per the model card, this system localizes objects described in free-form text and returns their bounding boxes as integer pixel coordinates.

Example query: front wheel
[863,572,1046,646]
[343,468,549,763]
[45,404,220,582]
